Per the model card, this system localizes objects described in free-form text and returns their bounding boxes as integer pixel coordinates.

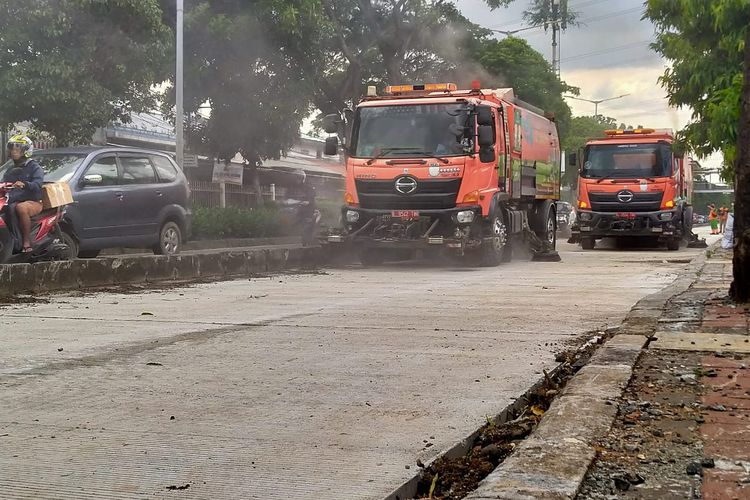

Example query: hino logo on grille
[617,190,635,203]
[395,176,417,194]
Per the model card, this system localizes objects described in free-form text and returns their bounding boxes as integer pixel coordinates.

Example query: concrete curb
[463,245,714,500]
[101,236,301,255]
[0,246,323,298]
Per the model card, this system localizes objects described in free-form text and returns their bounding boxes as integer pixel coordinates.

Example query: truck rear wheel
[581,237,595,250]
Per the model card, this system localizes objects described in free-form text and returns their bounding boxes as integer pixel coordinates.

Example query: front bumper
[329,205,482,249]
[574,209,682,238]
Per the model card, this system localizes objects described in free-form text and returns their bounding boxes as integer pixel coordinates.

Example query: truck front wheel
[666,238,680,251]
[478,215,509,267]
[581,237,595,250]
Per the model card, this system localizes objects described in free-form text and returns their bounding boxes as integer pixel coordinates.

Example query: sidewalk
[578,246,750,499]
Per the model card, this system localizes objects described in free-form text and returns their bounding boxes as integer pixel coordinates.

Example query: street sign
[212,161,243,185]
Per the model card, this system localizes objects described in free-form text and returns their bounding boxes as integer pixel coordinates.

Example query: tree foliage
[0,0,171,145]
[477,37,577,137]
[306,0,495,124]
[645,0,750,302]
[645,0,750,181]
[164,0,317,165]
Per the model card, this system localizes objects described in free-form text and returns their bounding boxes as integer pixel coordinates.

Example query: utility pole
[551,0,560,78]
[175,0,184,169]
[564,94,630,117]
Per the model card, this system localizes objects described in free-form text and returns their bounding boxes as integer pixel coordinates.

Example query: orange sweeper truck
[322,81,562,266]
[568,128,694,251]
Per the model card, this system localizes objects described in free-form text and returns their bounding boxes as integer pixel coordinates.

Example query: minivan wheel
[154,222,181,255]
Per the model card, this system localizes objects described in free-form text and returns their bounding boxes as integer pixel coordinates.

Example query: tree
[305,0,494,130]
[161,0,319,205]
[477,37,577,137]
[645,0,750,302]
[0,0,171,145]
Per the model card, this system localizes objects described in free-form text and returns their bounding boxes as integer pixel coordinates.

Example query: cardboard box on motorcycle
[42,182,74,209]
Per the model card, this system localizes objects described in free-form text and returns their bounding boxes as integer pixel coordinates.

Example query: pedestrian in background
[708,203,719,235]
[719,204,729,234]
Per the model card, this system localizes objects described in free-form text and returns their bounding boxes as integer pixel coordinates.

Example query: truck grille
[355,178,462,210]
[589,191,663,212]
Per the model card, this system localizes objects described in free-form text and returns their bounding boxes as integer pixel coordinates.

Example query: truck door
[498,106,510,192]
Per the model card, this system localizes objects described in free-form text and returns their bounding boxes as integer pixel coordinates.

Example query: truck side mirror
[324,136,339,156]
[568,152,577,167]
[323,114,340,134]
[478,125,494,147]
[476,106,493,126]
[479,147,496,164]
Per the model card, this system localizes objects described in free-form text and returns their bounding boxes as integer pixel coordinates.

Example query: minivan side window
[120,156,157,185]
[152,155,178,183]
[85,156,118,186]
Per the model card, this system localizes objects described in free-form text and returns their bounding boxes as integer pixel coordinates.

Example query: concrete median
[0,246,323,298]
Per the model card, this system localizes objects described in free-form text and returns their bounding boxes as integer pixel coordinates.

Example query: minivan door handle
[155,190,163,197]
[114,191,124,200]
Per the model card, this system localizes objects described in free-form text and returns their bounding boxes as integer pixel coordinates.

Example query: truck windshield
[351,103,471,158]
[582,143,672,179]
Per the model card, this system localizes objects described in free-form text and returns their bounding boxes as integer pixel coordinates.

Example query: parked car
[0,146,191,257]
[693,213,707,225]
[555,201,575,236]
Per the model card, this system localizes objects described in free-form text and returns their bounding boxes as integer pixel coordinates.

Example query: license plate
[616,212,636,220]
[391,210,420,220]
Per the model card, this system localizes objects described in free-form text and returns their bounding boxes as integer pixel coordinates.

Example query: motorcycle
[556,210,574,237]
[0,182,72,264]
[278,198,321,246]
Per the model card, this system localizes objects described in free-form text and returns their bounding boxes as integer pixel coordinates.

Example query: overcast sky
[458,0,724,178]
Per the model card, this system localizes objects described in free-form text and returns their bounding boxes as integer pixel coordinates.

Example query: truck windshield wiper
[595,174,658,184]
[594,172,616,183]
[365,147,421,165]
[410,151,450,164]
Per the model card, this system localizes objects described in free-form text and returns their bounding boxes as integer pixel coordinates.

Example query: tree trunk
[731,27,750,302]
[249,164,264,208]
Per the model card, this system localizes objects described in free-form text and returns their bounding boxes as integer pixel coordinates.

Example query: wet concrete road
[0,233,718,499]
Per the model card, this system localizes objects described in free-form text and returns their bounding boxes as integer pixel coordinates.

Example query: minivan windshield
[582,143,672,179]
[351,103,472,158]
[0,154,86,183]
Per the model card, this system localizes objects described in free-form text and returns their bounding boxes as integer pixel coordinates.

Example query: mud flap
[525,224,561,262]
[686,231,708,248]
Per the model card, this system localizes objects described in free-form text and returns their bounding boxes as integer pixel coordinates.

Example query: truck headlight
[659,212,673,221]
[345,210,360,223]
[579,212,593,222]
[456,210,475,224]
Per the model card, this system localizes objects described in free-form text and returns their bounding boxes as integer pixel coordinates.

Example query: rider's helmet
[6,135,34,159]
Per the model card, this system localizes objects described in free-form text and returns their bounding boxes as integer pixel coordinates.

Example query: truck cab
[571,128,693,250]
[325,82,561,266]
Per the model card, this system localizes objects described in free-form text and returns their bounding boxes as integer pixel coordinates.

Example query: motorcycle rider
[299,178,318,246]
[2,135,44,252]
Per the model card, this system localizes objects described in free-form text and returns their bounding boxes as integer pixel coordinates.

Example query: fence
[189,181,290,209]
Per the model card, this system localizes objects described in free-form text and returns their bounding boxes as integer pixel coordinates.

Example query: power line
[562,39,652,63]
[562,52,663,70]
[488,0,615,30]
